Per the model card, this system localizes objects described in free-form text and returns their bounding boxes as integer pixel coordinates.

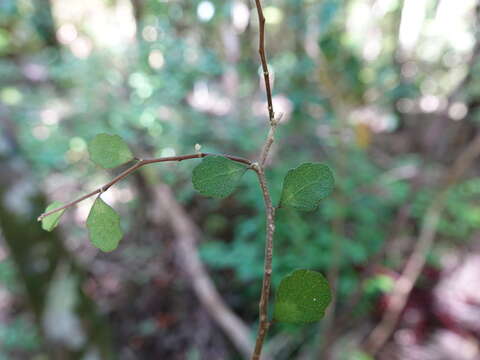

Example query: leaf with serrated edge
[279,163,334,211]
[274,269,331,323]
[88,133,134,169]
[41,201,65,232]
[86,197,123,252]
[192,156,247,198]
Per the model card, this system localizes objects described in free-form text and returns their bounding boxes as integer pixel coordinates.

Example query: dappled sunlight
[52,0,136,52]
[350,106,396,133]
[231,1,250,33]
[197,1,215,22]
[448,102,468,121]
[399,0,428,54]
[187,81,232,116]
[253,94,292,123]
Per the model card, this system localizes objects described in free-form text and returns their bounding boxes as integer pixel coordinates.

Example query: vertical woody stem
[251,0,278,358]
[254,0,275,124]
[251,165,275,360]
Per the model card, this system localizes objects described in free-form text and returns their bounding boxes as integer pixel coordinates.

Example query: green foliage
[411,178,480,240]
[0,317,40,352]
[86,197,123,252]
[363,274,395,294]
[192,156,247,198]
[347,351,374,360]
[201,150,404,312]
[0,258,20,293]
[274,269,331,323]
[440,179,480,238]
[200,239,263,282]
[279,163,334,211]
[41,201,65,231]
[88,133,134,169]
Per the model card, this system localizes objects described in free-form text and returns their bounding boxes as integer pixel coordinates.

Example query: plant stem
[254,0,275,125]
[37,152,252,221]
[251,0,278,359]
[251,165,275,360]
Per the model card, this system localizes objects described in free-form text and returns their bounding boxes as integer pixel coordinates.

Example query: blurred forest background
[2,0,480,359]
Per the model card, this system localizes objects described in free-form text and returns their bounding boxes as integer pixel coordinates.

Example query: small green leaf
[279,163,334,211]
[274,269,331,323]
[88,133,134,169]
[86,197,123,252]
[192,156,247,198]
[41,201,65,232]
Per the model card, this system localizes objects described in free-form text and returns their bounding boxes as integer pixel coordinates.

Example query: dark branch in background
[447,1,480,106]
[37,152,252,221]
[31,0,59,48]
[304,15,351,359]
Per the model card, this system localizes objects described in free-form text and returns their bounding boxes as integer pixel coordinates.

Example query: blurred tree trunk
[130,0,145,44]
[0,110,113,360]
[31,0,59,48]
[130,0,145,26]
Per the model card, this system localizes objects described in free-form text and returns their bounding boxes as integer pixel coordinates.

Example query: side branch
[37,152,252,221]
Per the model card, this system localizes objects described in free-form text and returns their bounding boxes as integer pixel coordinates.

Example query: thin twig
[37,152,252,221]
[259,125,275,168]
[254,0,275,125]
[260,113,282,167]
[251,0,278,359]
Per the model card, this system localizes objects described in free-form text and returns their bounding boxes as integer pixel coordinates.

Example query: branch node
[273,112,283,126]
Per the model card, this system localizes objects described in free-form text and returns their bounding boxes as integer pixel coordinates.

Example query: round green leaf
[88,133,134,169]
[274,269,332,323]
[192,156,247,198]
[279,163,334,211]
[41,201,65,232]
[86,197,123,252]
